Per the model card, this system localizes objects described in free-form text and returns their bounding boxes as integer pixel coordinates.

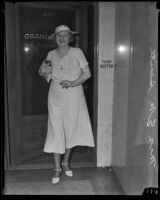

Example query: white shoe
[52,168,62,184]
[62,162,73,177]
[52,177,60,184]
[65,170,73,177]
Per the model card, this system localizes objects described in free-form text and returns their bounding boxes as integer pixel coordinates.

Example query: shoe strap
[53,168,62,171]
[62,162,70,166]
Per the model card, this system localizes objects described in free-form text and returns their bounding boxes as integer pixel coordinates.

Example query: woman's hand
[59,80,72,89]
[39,60,52,76]
[62,66,91,88]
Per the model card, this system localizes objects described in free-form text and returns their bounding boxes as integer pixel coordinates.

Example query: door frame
[4,1,99,170]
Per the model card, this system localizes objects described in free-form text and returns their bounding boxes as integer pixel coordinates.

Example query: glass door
[5,2,95,168]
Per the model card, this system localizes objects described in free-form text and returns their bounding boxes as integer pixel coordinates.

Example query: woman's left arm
[71,65,91,87]
[60,65,91,89]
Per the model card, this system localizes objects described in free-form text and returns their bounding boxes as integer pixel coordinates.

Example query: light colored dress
[43,47,95,154]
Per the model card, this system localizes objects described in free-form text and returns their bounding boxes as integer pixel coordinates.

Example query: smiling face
[55,31,70,47]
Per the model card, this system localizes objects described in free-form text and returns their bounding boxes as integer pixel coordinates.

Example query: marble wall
[111,2,131,166]
[112,2,158,194]
[97,2,115,167]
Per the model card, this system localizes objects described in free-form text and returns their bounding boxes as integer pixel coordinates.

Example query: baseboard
[6,162,95,170]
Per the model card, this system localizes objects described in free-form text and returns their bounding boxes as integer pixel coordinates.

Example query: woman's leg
[53,153,61,177]
[63,148,72,170]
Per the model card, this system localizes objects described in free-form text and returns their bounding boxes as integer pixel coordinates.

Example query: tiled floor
[3,167,125,195]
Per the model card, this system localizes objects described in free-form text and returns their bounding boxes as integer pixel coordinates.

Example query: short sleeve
[46,51,51,60]
[76,48,88,68]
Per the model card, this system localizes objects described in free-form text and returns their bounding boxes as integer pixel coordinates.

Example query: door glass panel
[18,6,76,115]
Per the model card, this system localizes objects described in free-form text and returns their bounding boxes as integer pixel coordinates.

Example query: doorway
[5,2,97,169]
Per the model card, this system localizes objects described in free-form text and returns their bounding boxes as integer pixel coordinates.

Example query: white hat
[48,25,78,39]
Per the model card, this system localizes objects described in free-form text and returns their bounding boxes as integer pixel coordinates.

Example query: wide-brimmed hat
[48,25,78,39]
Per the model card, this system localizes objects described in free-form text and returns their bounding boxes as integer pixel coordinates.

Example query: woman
[39,25,95,184]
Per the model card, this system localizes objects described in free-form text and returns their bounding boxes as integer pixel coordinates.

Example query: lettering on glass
[24,33,49,40]
[43,11,55,17]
